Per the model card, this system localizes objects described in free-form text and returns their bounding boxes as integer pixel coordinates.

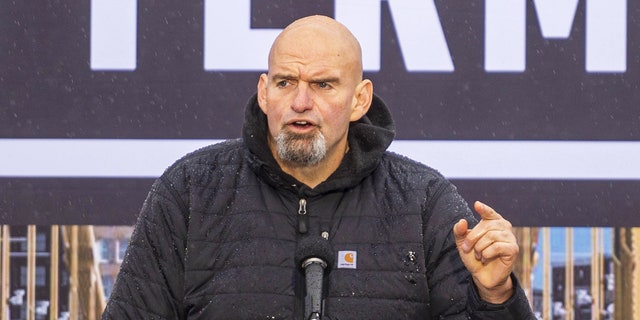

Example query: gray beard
[275,129,326,167]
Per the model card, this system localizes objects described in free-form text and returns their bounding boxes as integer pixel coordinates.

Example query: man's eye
[277,80,288,87]
[317,82,329,89]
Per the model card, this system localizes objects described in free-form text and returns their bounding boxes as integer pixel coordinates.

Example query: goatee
[275,129,326,167]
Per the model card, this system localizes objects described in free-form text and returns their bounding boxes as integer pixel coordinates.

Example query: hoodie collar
[242,93,395,195]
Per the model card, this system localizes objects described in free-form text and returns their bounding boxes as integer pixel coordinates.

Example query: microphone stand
[303,257,327,320]
[295,235,334,320]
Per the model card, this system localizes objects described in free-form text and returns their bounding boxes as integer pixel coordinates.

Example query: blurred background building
[1,225,132,320]
[1,225,639,319]
[513,227,640,320]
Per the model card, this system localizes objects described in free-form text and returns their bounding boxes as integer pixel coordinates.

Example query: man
[103,15,535,319]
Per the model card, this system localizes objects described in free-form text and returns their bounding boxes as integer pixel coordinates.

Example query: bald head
[268,15,364,80]
[256,15,374,185]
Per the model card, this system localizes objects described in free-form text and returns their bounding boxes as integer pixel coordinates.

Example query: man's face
[257,26,365,168]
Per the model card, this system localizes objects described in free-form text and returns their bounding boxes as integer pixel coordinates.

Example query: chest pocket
[322,212,430,319]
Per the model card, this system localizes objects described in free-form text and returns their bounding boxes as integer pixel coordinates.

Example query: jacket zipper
[298,198,309,234]
[295,198,309,318]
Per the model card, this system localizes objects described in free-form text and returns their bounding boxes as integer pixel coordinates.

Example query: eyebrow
[311,77,340,84]
[271,73,296,81]
[271,73,340,84]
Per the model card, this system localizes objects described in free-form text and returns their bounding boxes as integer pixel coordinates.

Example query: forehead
[268,54,353,84]
[269,52,346,80]
[268,22,360,78]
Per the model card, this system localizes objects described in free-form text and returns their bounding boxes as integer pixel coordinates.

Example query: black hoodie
[103,94,535,319]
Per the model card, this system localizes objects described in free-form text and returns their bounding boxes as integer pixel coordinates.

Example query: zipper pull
[298,198,308,234]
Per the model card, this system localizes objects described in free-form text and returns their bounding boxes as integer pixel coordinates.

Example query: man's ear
[257,73,269,114]
[350,79,373,122]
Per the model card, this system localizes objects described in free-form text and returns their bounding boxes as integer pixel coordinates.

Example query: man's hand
[453,201,519,304]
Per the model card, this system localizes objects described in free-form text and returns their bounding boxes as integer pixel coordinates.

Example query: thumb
[453,219,470,252]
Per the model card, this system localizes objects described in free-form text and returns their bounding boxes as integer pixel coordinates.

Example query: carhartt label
[338,251,357,269]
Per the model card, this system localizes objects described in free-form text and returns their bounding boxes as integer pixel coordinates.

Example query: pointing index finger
[474,201,503,221]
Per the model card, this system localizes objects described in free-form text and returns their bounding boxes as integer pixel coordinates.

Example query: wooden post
[69,226,79,320]
[632,228,640,320]
[50,226,59,320]
[88,277,96,320]
[27,225,36,320]
[590,228,603,320]
[615,228,633,320]
[519,227,533,304]
[1,226,10,320]
[565,228,574,320]
[542,228,551,320]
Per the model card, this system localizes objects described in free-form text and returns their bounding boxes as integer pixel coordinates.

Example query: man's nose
[291,83,313,113]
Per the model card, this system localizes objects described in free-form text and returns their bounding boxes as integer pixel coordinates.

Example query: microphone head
[294,235,335,269]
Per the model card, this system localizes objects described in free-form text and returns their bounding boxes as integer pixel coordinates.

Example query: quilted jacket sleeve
[102,174,189,320]
[423,180,535,319]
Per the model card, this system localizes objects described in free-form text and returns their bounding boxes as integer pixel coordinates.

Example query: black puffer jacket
[103,94,534,319]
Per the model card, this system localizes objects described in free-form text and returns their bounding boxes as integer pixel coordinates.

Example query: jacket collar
[242,93,395,196]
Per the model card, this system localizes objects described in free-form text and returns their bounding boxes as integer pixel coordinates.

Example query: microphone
[295,236,335,320]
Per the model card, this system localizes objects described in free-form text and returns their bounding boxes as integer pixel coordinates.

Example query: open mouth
[290,120,315,129]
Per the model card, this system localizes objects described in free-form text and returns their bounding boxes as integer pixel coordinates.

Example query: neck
[272,141,348,189]
[281,164,333,189]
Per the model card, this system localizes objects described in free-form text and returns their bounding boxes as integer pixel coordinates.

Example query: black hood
[242,93,395,195]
